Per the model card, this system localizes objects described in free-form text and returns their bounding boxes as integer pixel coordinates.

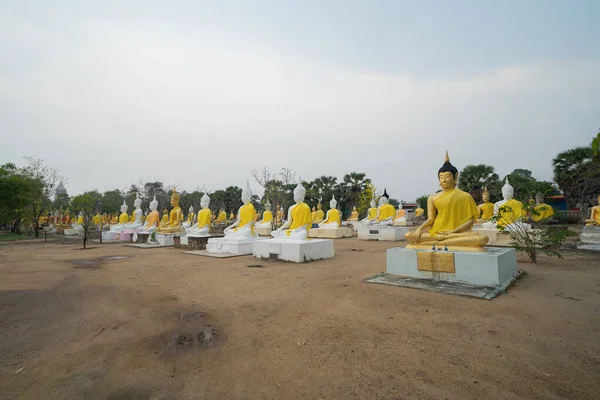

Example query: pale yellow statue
[311,206,318,222]
[157,188,184,233]
[478,186,495,221]
[349,206,359,221]
[584,195,600,226]
[216,209,227,223]
[314,203,325,223]
[405,151,489,251]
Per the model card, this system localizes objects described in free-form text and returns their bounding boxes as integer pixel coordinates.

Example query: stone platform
[156,233,176,246]
[358,226,409,241]
[472,228,511,246]
[256,226,272,236]
[308,227,352,239]
[385,247,518,289]
[207,237,264,256]
[63,228,83,236]
[578,226,600,251]
[253,238,334,263]
[125,243,172,249]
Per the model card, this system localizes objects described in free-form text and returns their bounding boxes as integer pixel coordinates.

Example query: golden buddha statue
[311,206,318,223]
[276,206,284,224]
[349,206,359,221]
[584,194,600,226]
[414,208,424,217]
[92,213,102,225]
[405,151,489,251]
[216,209,227,223]
[532,193,554,222]
[161,208,169,224]
[157,188,184,233]
[62,209,72,226]
[314,203,325,223]
[478,186,495,221]
[256,202,273,228]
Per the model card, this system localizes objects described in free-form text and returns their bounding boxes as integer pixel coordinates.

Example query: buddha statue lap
[223,181,257,239]
[319,196,341,229]
[157,189,184,234]
[405,151,489,251]
[368,189,396,226]
[187,189,212,237]
[272,182,312,240]
[256,202,274,228]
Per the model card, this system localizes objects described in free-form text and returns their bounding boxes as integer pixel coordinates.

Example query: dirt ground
[0,239,599,400]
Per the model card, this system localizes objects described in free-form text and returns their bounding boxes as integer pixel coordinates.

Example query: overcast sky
[1,0,599,202]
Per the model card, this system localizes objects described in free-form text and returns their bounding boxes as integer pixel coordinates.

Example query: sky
[1,0,599,202]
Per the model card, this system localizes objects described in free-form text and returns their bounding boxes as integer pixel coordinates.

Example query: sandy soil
[1,239,599,400]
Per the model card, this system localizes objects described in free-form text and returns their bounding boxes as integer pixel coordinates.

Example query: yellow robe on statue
[197,208,212,229]
[532,203,554,222]
[324,209,341,226]
[430,189,479,237]
[262,210,273,223]
[311,210,318,222]
[315,209,325,222]
[479,202,494,220]
[145,210,160,229]
[234,203,256,234]
[77,215,84,224]
[368,207,377,220]
[118,212,129,224]
[217,211,227,222]
[287,203,312,235]
[498,199,525,227]
[377,204,396,221]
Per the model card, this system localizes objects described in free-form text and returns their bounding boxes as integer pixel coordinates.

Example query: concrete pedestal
[180,235,216,250]
[308,227,353,239]
[156,234,175,246]
[120,231,136,242]
[64,228,83,236]
[134,232,150,243]
[358,226,409,241]
[256,226,272,236]
[207,237,260,255]
[102,231,120,241]
[386,247,518,288]
[253,238,335,263]
[393,220,407,227]
[578,226,600,251]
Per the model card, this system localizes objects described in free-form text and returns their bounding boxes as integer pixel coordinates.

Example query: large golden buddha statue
[584,194,600,226]
[478,186,495,221]
[157,188,184,233]
[405,152,489,251]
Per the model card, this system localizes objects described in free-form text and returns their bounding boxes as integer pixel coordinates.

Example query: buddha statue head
[293,181,306,203]
[379,189,390,205]
[329,195,337,209]
[370,199,376,208]
[398,202,403,210]
[200,187,210,209]
[242,181,252,204]
[162,208,168,215]
[535,193,544,205]
[438,151,458,190]
[120,201,128,214]
[188,205,194,214]
[170,188,180,207]
[482,186,491,203]
[501,178,514,201]
[312,206,316,212]
[133,193,142,209]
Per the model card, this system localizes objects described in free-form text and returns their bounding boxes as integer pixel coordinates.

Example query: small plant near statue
[489,203,574,263]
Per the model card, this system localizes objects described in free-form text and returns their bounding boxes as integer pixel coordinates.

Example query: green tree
[0,163,30,231]
[342,172,371,212]
[504,169,559,202]
[102,189,124,214]
[416,194,429,216]
[357,182,375,216]
[71,193,97,249]
[458,164,500,201]
[553,145,600,208]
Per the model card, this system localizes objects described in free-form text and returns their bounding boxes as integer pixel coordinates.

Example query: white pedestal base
[102,231,119,241]
[253,238,335,263]
[393,220,407,227]
[347,221,359,231]
[63,228,83,236]
[156,234,175,246]
[256,226,272,236]
[180,234,211,246]
[578,226,600,251]
[386,247,518,288]
[358,226,408,241]
[308,227,352,239]
[207,237,261,255]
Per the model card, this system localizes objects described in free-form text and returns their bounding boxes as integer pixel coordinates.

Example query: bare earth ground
[1,239,599,400]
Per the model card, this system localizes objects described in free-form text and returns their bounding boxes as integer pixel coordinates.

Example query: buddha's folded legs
[405,231,489,246]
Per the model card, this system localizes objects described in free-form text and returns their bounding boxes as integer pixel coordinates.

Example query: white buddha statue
[187,190,212,237]
[183,205,194,229]
[368,189,396,226]
[318,195,341,229]
[223,181,257,239]
[123,194,144,231]
[482,177,530,231]
[272,182,312,240]
[393,202,407,226]
[361,199,377,223]
[140,196,160,233]
[71,210,84,229]
[108,201,130,233]
[256,202,273,228]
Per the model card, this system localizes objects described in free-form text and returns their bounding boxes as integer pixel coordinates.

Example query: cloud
[1,18,599,202]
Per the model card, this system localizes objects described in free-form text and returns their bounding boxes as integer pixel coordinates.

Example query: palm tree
[312,176,338,209]
[457,164,500,200]
[342,172,371,210]
[553,146,597,208]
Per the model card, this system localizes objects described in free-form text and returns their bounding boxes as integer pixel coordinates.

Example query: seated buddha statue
[482,178,530,231]
[314,203,325,223]
[393,203,407,226]
[223,181,257,239]
[72,211,84,227]
[276,206,285,224]
[140,196,160,233]
[532,193,555,222]
[361,199,377,223]
[319,196,341,229]
[161,208,169,224]
[107,201,130,233]
[216,209,227,223]
[272,182,312,240]
[229,212,234,220]
[311,206,318,223]
[368,190,396,226]
[256,202,274,228]
[405,151,489,251]
[123,194,144,231]
[349,206,359,221]
[183,206,194,229]
[414,208,425,218]
[91,213,101,225]
[62,209,72,227]
[157,189,184,234]
[478,186,495,222]
[584,194,600,226]
[188,191,212,237]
